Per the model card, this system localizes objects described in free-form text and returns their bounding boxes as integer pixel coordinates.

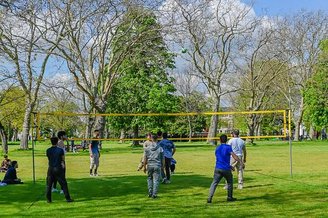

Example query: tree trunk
[0,122,8,154]
[187,116,192,142]
[132,124,139,146]
[119,129,125,143]
[95,115,106,138]
[293,98,304,141]
[309,125,315,140]
[20,102,34,150]
[11,128,18,141]
[85,116,95,140]
[207,96,220,145]
[94,99,107,139]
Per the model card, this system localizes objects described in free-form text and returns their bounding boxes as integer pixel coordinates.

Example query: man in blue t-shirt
[158,132,176,184]
[89,130,100,176]
[207,134,243,203]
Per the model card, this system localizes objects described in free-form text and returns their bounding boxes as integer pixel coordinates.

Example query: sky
[246,0,328,16]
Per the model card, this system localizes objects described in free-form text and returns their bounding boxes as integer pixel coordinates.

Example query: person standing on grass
[89,130,100,176]
[228,130,246,189]
[46,137,73,203]
[52,131,68,193]
[137,132,153,171]
[158,132,176,184]
[207,134,243,203]
[143,134,164,198]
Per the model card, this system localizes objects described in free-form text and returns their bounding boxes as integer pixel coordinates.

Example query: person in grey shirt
[143,134,164,198]
[228,130,246,189]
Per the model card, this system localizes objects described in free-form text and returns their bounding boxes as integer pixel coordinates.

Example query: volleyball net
[33,109,289,142]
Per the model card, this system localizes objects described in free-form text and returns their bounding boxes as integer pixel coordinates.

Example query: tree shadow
[0,173,213,205]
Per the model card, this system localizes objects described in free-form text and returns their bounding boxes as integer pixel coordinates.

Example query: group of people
[138,132,176,198]
[1,127,246,204]
[46,129,101,203]
[0,155,23,185]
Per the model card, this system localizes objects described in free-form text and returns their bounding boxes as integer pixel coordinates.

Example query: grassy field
[0,140,327,217]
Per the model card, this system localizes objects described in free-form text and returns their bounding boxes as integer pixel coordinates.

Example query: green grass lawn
[0,140,327,217]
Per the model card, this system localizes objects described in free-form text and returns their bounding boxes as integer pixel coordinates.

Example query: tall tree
[303,39,328,130]
[160,0,258,143]
[107,7,178,144]
[45,0,164,137]
[174,68,209,141]
[277,11,328,141]
[0,87,25,153]
[0,1,64,149]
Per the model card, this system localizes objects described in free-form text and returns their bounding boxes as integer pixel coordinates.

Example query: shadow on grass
[1,173,326,217]
[0,174,212,205]
[0,173,260,204]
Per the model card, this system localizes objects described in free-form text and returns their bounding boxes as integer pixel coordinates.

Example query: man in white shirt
[228,130,246,189]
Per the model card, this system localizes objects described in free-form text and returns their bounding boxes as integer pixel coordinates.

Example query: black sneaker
[47,200,52,203]
[207,199,212,203]
[66,199,74,203]
[152,195,157,199]
[148,194,152,198]
[227,197,237,202]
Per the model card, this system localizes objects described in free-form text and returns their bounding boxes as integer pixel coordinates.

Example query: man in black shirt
[46,137,73,203]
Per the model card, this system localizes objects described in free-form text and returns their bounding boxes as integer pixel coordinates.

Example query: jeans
[164,157,172,181]
[147,166,161,196]
[208,168,233,200]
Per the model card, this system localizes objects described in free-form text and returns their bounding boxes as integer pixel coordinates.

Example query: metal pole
[288,109,293,177]
[32,112,36,184]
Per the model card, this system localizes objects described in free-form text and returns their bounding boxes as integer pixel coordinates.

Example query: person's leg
[164,157,171,182]
[46,168,55,202]
[152,167,161,197]
[55,168,72,201]
[94,153,99,175]
[170,164,175,173]
[223,170,234,200]
[237,156,244,189]
[207,169,223,202]
[90,154,94,175]
[147,166,154,197]
[52,178,58,190]
[161,167,166,182]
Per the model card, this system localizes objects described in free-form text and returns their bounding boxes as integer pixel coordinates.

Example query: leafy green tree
[106,7,178,144]
[303,39,328,130]
[0,87,25,153]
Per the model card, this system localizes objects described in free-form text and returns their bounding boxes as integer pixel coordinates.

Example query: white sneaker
[60,190,64,194]
[90,173,93,177]
[237,184,243,189]
[52,188,59,193]
[94,173,99,176]
[223,185,228,190]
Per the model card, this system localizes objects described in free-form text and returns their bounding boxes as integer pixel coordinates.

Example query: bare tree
[0,1,64,149]
[159,0,258,143]
[174,67,206,141]
[44,0,163,136]
[232,18,290,139]
[276,11,328,141]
